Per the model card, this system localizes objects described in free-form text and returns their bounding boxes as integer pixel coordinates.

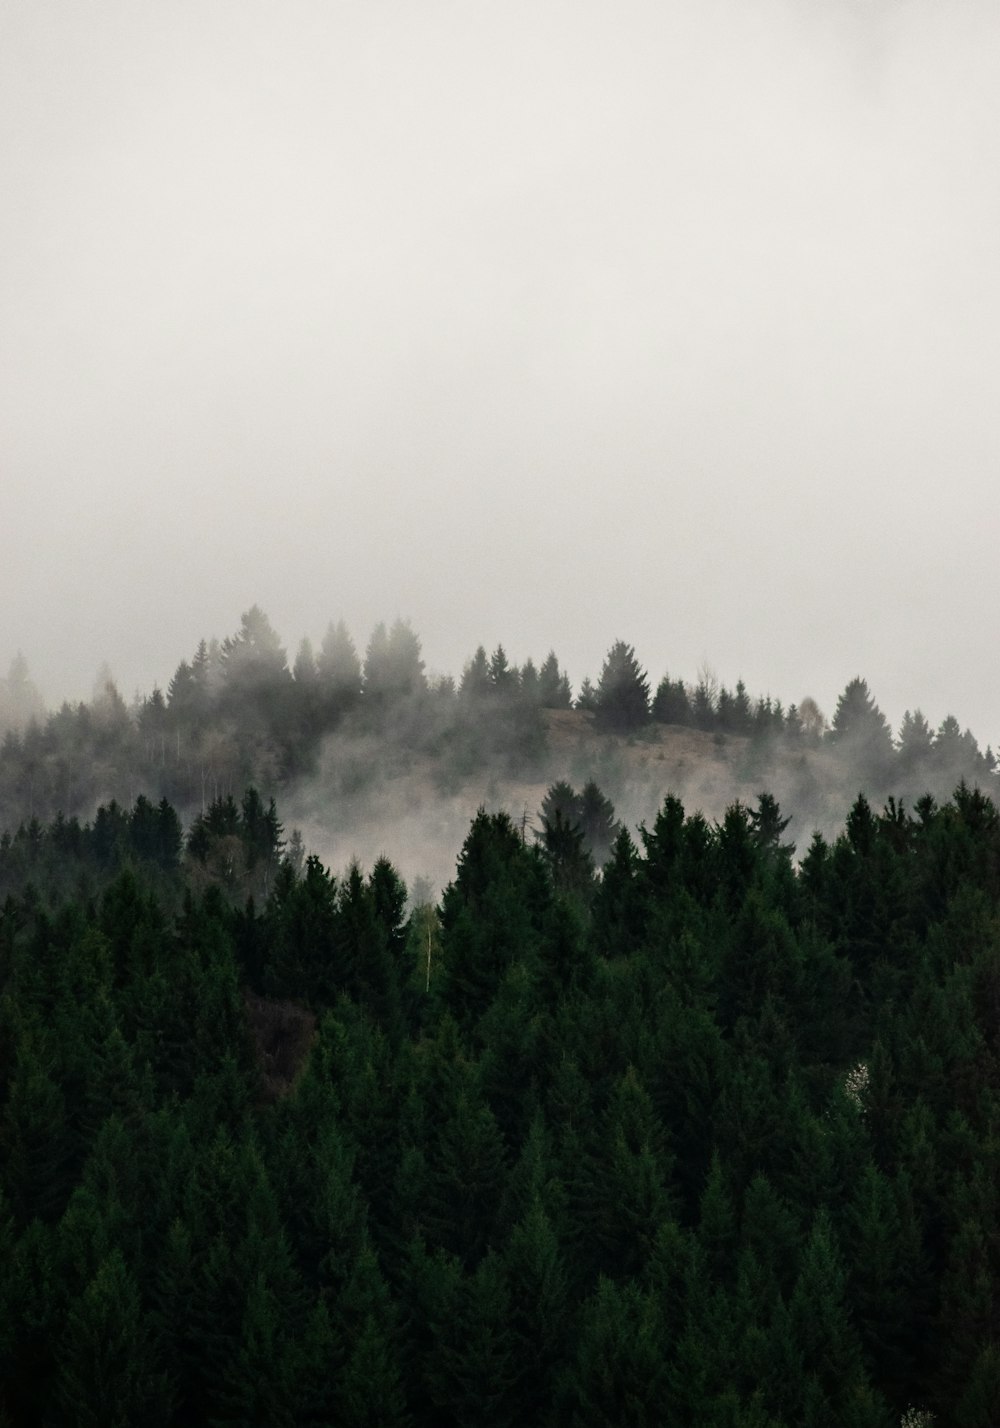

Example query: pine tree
[438,810,548,1025]
[364,619,426,707]
[578,780,620,866]
[427,1250,517,1426]
[460,645,492,701]
[652,675,693,726]
[788,1209,866,1412]
[538,651,573,709]
[488,645,517,697]
[218,608,290,727]
[503,1200,569,1422]
[538,784,594,905]
[576,676,598,713]
[567,1276,667,1427]
[955,1344,1000,1427]
[589,825,643,959]
[54,1250,166,1428]
[829,677,896,786]
[317,618,362,719]
[691,677,717,732]
[594,641,651,734]
[897,709,934,782]
[519,656,540,703]
[574,1067,674,1280]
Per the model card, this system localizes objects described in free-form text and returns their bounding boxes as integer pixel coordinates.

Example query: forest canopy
[0,780,998,1425]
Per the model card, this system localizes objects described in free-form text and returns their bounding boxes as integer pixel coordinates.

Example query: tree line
[0,613,995,833]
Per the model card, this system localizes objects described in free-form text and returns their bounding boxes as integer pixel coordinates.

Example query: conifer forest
[0,614,998,1426]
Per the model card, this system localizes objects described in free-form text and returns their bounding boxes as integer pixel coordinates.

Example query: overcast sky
[3,0,999,742]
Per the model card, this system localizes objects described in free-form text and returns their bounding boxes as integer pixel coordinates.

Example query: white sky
[2,0,1000,742]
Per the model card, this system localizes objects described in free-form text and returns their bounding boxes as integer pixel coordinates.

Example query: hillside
[1,780,998,1425]
[287,706,992,896]
[2,613,996,895]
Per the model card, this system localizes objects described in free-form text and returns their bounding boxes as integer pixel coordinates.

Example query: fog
[3,0,1000,746]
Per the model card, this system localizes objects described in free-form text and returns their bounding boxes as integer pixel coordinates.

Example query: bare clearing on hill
[288,710,848,896]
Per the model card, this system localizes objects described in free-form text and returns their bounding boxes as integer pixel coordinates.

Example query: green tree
[460,645,491,702]
[488,645,517,697]
[578,781,620,867]
[576,676,598,713]
[538,651,573,709]
[54,1249,166,1428]
[538,784,595,906]
[0,1032,74,1224]
[788,1209,866,1414]
[652,675,693,726]
[566,1276,666,1427]
[574,1067,674,1280]
[589,825,644,960]
[829,677,895,786]
[438,810,548,1026]
[896,709,934,783]
[317,618,363,719]
[594,641,651,734]
[503,1200,569,1422]
[427,1250,517,1427]
[518,656,540,704]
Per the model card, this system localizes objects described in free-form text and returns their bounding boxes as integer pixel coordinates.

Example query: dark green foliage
[538,651,573,709]
[692,676,717,731]
[652,673,692,726]
[537,783,596,905]
[830,677,896,787]
[578,780,620,866]
[0,783,996,1426]
[593,640,651,733]
[487,645,517,695]
[426,1249,517,1426]
[54,1249,167,1428]
[438,809,550,1026]
[566,1276,667,1426]
[590,825,643,959]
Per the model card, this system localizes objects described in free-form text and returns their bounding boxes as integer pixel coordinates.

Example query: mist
[4,599,992,918]
[3,0,1000,750]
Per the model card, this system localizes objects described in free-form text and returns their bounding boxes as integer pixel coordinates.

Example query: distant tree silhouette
[652,676,692,727]
[219,607,289,695]
[488,646,517,697]
[519,658,540,703]
[460,646,491,702]
[594,641,650,733]
[363,620,426,706]
[829,677,895,786]
[575,677,598,714]
[316,619,362,718]
[538,653,572,710]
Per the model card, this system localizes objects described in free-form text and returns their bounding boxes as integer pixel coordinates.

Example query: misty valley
[0,610,997,1425]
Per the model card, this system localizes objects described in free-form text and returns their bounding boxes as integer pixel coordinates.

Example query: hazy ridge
[2,609,995,898]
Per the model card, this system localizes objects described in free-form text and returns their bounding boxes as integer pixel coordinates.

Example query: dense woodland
[1,613,998,1425]
[0,608,996,837]
[1,773,999,1425]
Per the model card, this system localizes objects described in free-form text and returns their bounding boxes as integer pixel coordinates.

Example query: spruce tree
[594,641,651,733]
[538,651,573,709]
